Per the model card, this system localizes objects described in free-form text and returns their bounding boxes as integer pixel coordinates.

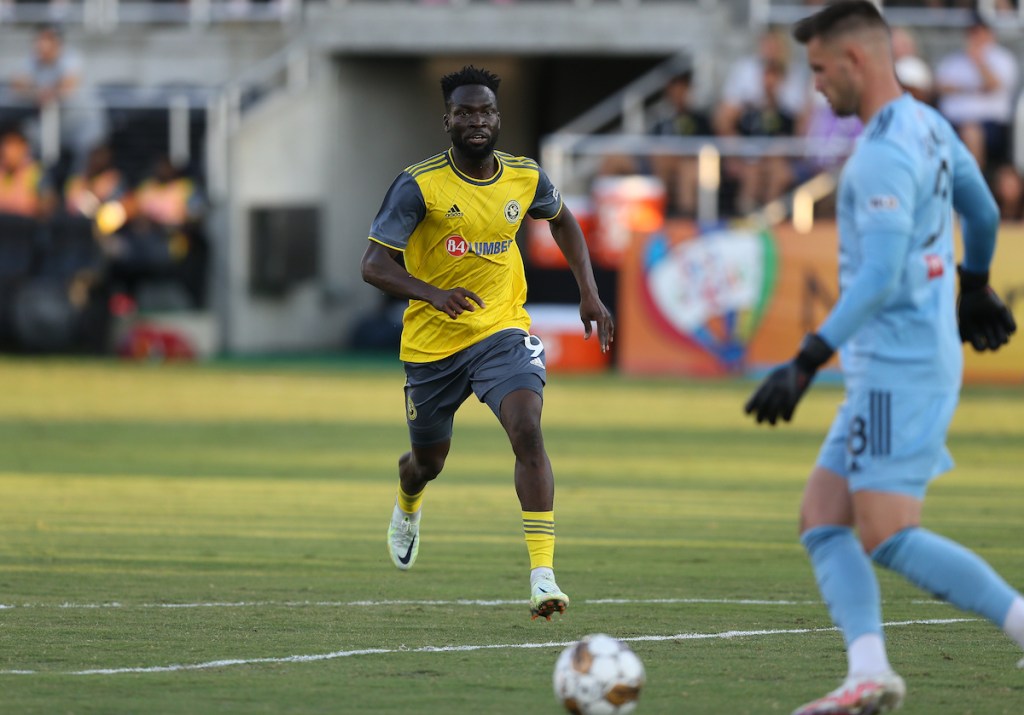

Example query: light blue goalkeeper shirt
[817,94,998,390]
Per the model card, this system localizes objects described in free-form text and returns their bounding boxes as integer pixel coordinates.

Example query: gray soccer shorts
[403,328,547,446]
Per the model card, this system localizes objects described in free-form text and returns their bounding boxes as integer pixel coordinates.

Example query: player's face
[445,85,501,160]
[806,37,860,117]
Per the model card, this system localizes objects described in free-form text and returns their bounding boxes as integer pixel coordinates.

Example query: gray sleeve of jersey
[527,167,563,220]
[368,172,426,251]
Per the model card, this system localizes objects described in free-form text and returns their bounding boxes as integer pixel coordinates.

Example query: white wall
[223,55,342,352]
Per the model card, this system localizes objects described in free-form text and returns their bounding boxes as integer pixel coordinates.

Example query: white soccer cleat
[530,577,569,621]
[386,503,420,571]
[792,671,906,715]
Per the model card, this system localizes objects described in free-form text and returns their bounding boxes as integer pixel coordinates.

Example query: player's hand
[431,287,485,320]
[744,334,833,426]
[957,266,1016,352]
[579,295,614,353]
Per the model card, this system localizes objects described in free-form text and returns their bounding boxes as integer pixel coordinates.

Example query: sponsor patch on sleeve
[867,195,899,212]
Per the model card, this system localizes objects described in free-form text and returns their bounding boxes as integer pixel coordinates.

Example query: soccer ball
[553,633,646,715]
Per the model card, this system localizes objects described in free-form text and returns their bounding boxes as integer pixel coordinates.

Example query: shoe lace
[393,516,417,539]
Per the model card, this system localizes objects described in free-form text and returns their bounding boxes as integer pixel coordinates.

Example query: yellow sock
[397,485,424,514]
[522,510,555,570]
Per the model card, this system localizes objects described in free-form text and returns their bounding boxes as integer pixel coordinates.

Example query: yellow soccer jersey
[368,149,564,363]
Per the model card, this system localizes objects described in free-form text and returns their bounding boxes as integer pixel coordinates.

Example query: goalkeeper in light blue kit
[744,3,1018,714]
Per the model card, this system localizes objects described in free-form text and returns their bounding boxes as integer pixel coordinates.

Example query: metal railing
[750,0,1024,31]
[203,40,311,202]
[0,0,301,27]
[541,133,856,227]
[1,0,1018,31]
[0,86,215,170]
[0,36,311,210]
[327,0,716,6]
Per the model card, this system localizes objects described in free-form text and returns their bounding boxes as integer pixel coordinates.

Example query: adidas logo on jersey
[445,204,463,218]
[530,357,545,369]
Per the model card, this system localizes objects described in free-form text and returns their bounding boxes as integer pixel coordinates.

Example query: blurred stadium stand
[0,0,1021,358]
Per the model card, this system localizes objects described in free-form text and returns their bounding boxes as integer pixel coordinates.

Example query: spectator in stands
[133,154,205,230]
[593,145,646,181]
[648,70,712,217]
[10,25,108,171]
[109,155,208,308]
[888,0,974,7]
[715,28,807,214]
[934,13,1019,170]
[993,164,1024,221]
[896,55,935,105]
[592,71,711,209]
[714,28,807,138]
[63,143,126,219]
[793,90,862,188]
[890,26,920,63]
[733,58,798,214]
[0,126,54,219]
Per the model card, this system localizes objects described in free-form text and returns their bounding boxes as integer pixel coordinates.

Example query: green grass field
[1,358,1022,714]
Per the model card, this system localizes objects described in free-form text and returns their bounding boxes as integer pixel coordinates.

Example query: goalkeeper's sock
[1001,597,1024,650]
[397,485,424,515]
[522,511,555,570]
[847,633,892,678]
[801,526,889,675]
[872,527,1018,628]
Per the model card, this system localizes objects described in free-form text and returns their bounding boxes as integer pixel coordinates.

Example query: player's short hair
[440,65,501,108]
[792,0,889,45]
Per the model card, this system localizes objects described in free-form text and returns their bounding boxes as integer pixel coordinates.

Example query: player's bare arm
[360,240,485,320]
[547,209,614,352]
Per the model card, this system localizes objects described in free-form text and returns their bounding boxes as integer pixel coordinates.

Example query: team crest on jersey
[445,235,469,257]
[407,394,417,421]
[504,200,521,224]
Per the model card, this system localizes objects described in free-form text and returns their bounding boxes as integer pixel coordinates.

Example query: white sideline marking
[0,597,950,610]
[0,597,873,610]
[0,618,975,676]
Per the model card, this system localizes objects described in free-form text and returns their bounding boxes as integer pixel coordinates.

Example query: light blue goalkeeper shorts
[815,386,959,499]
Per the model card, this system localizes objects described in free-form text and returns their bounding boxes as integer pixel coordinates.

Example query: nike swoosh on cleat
[397,535,416,565]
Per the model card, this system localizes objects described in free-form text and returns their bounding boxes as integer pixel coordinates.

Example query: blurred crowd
[599,11,1022,222]
[3,4,1022,356]
[0,25,208,353]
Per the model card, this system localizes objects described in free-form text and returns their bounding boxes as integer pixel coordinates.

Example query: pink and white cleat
[792,672,906,715]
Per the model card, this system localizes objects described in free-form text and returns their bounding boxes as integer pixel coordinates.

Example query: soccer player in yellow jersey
[360,65,613,620]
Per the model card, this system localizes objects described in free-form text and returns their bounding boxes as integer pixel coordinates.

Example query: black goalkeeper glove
[957,266,1017,352]
[744,333,834,426]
